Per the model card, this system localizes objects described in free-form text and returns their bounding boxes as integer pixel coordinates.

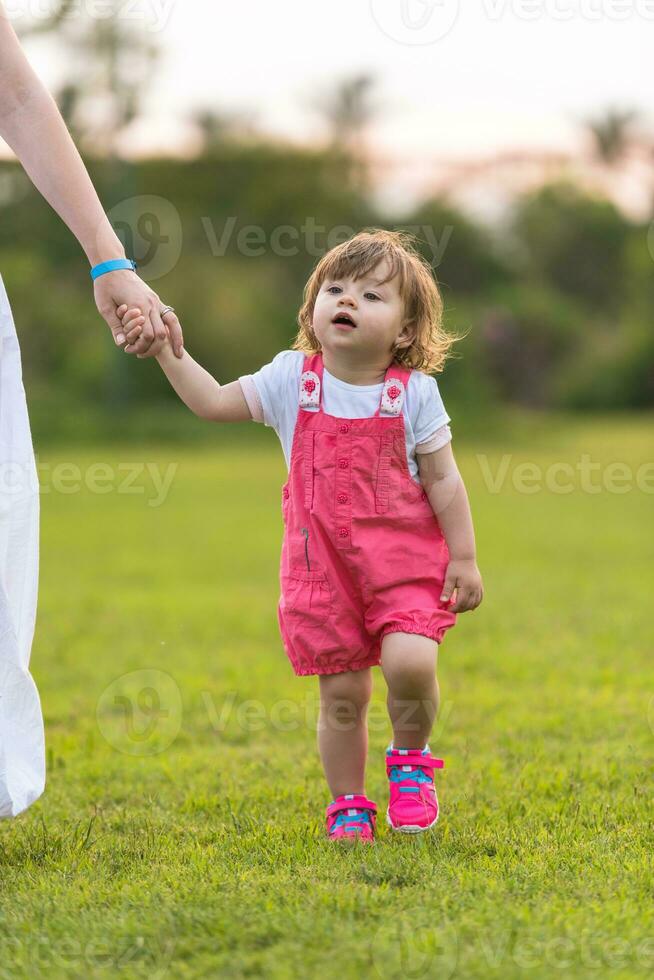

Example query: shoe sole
[386,809,439,834]
[328,835,375,846]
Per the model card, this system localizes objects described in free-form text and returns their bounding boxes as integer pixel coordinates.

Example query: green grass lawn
[1,412,652,979]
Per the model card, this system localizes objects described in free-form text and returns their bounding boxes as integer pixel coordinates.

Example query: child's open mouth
[332,312,357,329]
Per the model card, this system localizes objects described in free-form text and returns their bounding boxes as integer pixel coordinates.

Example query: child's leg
[317,667,373,798]
[380,633,439,750]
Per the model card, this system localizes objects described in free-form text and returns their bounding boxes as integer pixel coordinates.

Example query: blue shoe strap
[388,766,433,792]
[331,810,372,830]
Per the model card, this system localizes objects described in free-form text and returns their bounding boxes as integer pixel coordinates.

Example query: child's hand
[440,558,483,613]
[116,304,168,357]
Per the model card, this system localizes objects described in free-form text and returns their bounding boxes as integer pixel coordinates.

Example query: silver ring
[160,306,175,317]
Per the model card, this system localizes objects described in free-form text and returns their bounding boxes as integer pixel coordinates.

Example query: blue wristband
[90,258,137,280]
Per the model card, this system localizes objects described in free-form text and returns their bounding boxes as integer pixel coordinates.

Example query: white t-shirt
[238,350,452,481]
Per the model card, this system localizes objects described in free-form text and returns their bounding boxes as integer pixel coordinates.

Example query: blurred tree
[583,106,640,167]
[16,0,162,408]
[402,199,513,298]
[507,181,631,316]
[192,108,261,153]
[478,283,590,408]
[310,73,379,197]
[18,0,160,155]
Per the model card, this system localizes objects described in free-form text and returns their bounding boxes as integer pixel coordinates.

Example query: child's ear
[395,322,415,350]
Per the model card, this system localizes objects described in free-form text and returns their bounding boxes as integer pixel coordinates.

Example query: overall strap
[375,361,412,514]
[298,351,323,412]
[298,352,323,512]
[374,361,411,418]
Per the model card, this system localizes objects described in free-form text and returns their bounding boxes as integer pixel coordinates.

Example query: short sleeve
[237,349,302,431]
[412,374,451,447]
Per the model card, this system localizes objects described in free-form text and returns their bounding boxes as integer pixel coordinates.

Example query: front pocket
[280,566,332,628]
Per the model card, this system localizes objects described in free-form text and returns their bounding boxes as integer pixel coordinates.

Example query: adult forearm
[425,471,477,560]
[0,16,122,264]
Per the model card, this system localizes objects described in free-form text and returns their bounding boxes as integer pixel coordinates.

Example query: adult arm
[0,5,183,356]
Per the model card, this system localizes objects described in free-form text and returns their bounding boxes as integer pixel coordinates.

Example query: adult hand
[93,269,184,358]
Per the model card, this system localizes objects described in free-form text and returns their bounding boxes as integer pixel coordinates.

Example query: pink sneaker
[325,794,377,844]
[386,746,443,833]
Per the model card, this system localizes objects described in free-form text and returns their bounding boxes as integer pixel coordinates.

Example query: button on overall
[277,351,456,676]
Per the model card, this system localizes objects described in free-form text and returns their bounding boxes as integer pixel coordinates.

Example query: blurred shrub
[1,148,652,445]
[507,180,632,316]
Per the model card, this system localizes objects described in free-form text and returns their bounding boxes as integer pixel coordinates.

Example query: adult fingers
[139,307,168,359]
[130,308,167,359]
[163,310,184,358]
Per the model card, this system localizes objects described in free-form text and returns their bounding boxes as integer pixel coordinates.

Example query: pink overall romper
[278,351,457,676]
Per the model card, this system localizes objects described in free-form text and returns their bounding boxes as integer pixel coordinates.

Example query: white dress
[0,275,45,817]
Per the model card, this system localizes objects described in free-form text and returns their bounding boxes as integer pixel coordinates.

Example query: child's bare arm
[417,441,483,612]
[418,442,476,558]
[118,305,251,422]
[157,343,251,421]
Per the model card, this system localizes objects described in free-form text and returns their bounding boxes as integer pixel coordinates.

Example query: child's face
[311,259,410,360]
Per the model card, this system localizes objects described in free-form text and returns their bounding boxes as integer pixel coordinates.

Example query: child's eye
[326,285,342,294]
[364,292,380,301]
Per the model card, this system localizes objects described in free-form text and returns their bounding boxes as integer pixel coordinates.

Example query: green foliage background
[2,147,652,445]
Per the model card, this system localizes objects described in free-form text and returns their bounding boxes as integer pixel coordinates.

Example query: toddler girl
[117,229,483,845]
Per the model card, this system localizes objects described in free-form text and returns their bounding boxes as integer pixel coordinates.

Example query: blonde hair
[293,228,466,373]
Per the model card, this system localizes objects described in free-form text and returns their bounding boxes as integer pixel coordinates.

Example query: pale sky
[154,0,651,156]
[5,0,653,212]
